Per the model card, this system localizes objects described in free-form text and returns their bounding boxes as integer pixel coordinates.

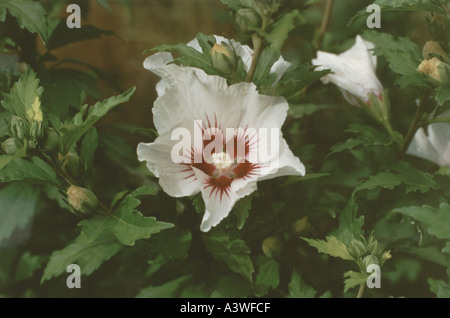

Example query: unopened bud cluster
[347,234,391,271]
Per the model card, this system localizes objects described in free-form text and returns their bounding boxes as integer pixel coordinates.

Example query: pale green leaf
[0,183,39,245]
[267,10,300,52]
[343,271,367,293]
[302,235,354,261]
[0,156,58,184]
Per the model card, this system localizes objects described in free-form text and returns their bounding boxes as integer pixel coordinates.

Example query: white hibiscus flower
[407,118,450,167]
[312,35,383,106]
[137,40,305,232]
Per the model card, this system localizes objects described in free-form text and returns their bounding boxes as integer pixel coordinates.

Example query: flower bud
[42,128,60,152]
[26,96,43,123]
[235,8,261,33]
[362,255,379,269]
[417,57,450,86]
[347,239,366,259]
[10,116,26,140]
[59,152,82,179]
[30,120,44,142]
[1,138,19,155]
[67,185,98,216]
[262,236,282,258]
[422,41,449,63]
[210,42,237,75]
[291,216,310,234]
[254,0,279,17]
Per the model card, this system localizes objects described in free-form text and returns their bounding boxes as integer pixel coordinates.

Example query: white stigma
[211,152,233,171]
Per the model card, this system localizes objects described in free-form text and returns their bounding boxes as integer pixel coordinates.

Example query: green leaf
[355,161,439,194]
[233,194,252,230]
[393,203,450,240]
[404,246,449,267]
[266,10,300,52]
[203,230,255,282]
[333,195,365,244]
[137,275,192,298]
[251,47,279,87]
[149,33,221,78]
[190,193,205,214]
[261,63,330,98]
[0,156,58,184]
[287,271,317,298]
[0,183,39,245]
[436,86,450,106]
[210,273,252,298]
[302,235,354,261]
[14,252,45,282]
[60,87,135,155]
[254,256,280,297]
[79,192,173,246]
[47,21,115,51]
[0,143,27,170]
[41,232,123,283]
[343,271,367,293]
[350,0,447,25]
[0,0,48,43]
[220,0,254,11]
[288,103,336,119]
[363,31,427,88]
[1,69,43,121]
[281,173,330,187]
[80,127,98,178]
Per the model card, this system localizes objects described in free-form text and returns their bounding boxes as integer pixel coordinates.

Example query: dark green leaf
[137,275,192,298]
[203,230,254,282]
[48,22,115,51]
[0,156,58,184]
[14,252,45,282]
[287,271,317,298]
[267,10,300,52]
[363,31,428,88]
[233,194,252,230]
[41,232,123,283]
[436,86,450,106]
[0,0,48,43]
[60,87,135,154]
[254,256,280,297]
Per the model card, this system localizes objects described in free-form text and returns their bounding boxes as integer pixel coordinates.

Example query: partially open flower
[312,35,383,107]
[417,57,450,85]
[138,48,305,232]
[407,117,450,167]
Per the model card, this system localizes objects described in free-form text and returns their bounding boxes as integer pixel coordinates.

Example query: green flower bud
[253,0,279,17]
[210,42,237,75]
[291,216,310,234]
[362,255,379,270]
[1,138,19,155]
[42,128,60,152]
[347,239,366,259]
[30,120,44,142]
[10,116,26,140]
[262,236,282,258]
[235,8,261,33]
[67,185,98,216]
[59,152,82,179]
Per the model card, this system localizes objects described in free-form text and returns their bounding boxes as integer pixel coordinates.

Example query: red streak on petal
[204,175,232,201]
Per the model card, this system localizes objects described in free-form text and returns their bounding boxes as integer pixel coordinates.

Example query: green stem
[38,153,112,215]
[382,118,402,148]
[246,34,264,83]
[401,92,429,155]
[316,0,334,50]
[356,284,365,298]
